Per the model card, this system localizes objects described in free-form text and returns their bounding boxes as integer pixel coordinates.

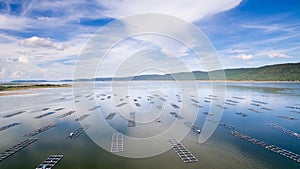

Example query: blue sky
[0,0,299,81]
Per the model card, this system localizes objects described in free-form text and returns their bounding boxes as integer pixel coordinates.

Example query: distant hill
[9,62,300,82]
[220,62,300,81]
[114,62,300,81]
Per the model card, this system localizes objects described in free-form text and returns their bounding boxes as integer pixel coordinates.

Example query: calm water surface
[0,81,299,169]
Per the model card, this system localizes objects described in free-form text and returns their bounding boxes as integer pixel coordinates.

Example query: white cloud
[20,36,72,51]
[234,53,253,60]
[21,36,53,48]
[17,55,29,63]
[268,52,291,59]
[98,0,242,22]
[0,15,29,30]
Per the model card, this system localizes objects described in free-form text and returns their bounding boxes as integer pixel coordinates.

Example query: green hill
[131,62,300,81]
[220,62,300,81]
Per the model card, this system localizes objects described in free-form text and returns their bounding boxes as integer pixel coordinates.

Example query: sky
[0,0,299,81]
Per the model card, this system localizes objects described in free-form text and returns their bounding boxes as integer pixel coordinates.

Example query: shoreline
[0,84,71,93]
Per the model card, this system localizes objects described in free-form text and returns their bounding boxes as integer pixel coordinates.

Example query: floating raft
[170,112,183,119]
[276,115,298,120]
[252,100,267,105]
[157,105,162,110]
[135,103,141,107]
[0,138,37,162]
[225,102,236,106]
[105,112,116,120]
[286,106,300,110]
[57,111,76,118]
[88,106,101,111]
[74,114,90,121]
[34,112,56,119]
[116,103,127,107]
[216,104,227,109]
[3,110,26,118]
[267,124,300,139]
[226,99,239,104]
[128,112,136,127]
[190,98,200,104]
[67,125,91,139]
[159,97,166,101]
[261,107,273,111]
[184,122,201,134]
[167,139,198,163]
[192,103,202,108]
[235,112,248,117]
[54,108,65,111]
[111,132,123,152]
[232,96,245,100]
[24,124,57,137]
[248,108,261,113]
[229,131,300,164]
[217,122,235,130]
[35,155,63,169]
[0,123,21,132]
[203,112,214,116]
[171,103,180,109]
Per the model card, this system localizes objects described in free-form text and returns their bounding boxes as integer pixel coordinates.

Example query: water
[0,81,299,169]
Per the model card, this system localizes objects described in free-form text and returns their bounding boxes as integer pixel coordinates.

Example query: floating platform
[167,139,198,163]
[185,122,201,134]
[34,112,56,119]
[203,112,214,116]
[128,112,136,127]
[204,97,218,101]
[229,131,300,164]
[135,103,141,107]
[286,106,300,110]
[35,155,63,169]
[267,124,300,139]
[116,103,127,107]
[171,103,180,109]
[111,132,123,152]
[190,99,200,103]
[276,115,298,120]
[105,112,116,120]
[226,99,239,104]
[203,99,211,103]
[225,102,237,106]
[261,107,273,111]
[159,97,166,101]
[67,125,91,139]
[232,96,245,100]
[248,108,261,113]
[0,123,21,132]
[235,112,248,117]
[216,104,227,109]
[217,122,235,130]
[54,108,65,111]
[170,112,184,119]
[252,100,267,105]
[0,138,37,162]
[74,114,90,121]
[57,111,76,118]
[3,111,26,118]
[25,124,57,137]
[88,106,101,111]
[157,105,162,110]
[250,103,261,107]
[192,103,202,108]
